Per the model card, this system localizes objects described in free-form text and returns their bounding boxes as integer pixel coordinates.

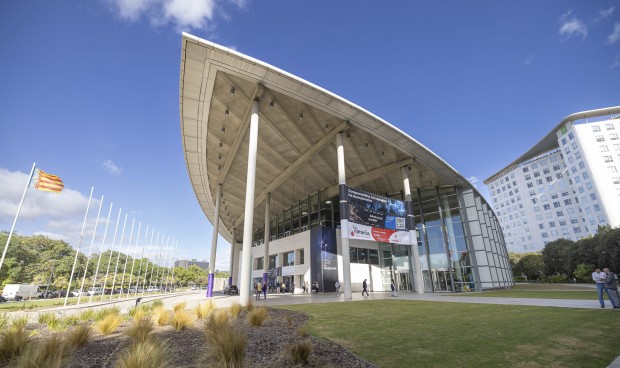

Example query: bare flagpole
[133,225,150,296]
[147,231,160,293]
[102,208,122,298]
[90,202,113,303]
[169,240,179,292]
[158,236,171,291]
[0,162,36,276]
[110,214,128,300]
[141,228,155,295]
[127,222,142,298]
[162,238,174,292]
[77,195,104,305]
[119,218,136,299]
[64,187,94,307]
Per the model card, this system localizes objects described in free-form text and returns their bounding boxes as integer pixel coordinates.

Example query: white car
[87,287,104,296]
[146,286,160,292]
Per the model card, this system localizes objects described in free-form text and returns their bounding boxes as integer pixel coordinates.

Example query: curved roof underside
[180,33,482,244]
[484,106,620,184]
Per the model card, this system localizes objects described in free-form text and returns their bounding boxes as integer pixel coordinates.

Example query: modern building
[485,107,620,253]
[174,259,209,270]
[179,33,513,304]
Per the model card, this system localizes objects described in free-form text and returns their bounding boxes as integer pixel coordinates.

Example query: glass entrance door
[431,268,452,291]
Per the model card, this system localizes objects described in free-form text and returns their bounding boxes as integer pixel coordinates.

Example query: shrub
[77,309,95,322]
[38,312,59,327]
[204,312,246,368]
[0,325,32,365]
[247,307,268,327]
[229,303,242,318]
[173,302,186,312]
[96,314,123,335]
[66,323,92,348]
[542,275,568,283]
[152,306,170,326]
[11,316,29,330]
[15,335,70,368]
[60,314,80,330]
[0,314,8,330]
[116,337,170,368]
[287,341,312,364]
[170,309,193,331]
[296,326,309,338]
[126,318,154,344]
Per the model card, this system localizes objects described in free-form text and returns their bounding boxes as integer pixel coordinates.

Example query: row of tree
[510,225,620,282]
[0,233,221,290]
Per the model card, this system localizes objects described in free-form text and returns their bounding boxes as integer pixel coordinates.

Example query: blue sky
[1,1,619,269]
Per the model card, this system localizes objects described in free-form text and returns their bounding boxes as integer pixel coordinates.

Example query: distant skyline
[1,1,619,269]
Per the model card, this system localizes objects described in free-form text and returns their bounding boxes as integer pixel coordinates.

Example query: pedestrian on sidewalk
[592,268,607,308]
[362,279,369,296]
[335,280,341,295]
[262,280,267,300]
[391,278,397,297]
[255,281,262,301]
[602,268,619,309]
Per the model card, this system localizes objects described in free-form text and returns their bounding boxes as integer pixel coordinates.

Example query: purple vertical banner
[310,227,338,292]
[207,273,214,297]
[228,276,233,287]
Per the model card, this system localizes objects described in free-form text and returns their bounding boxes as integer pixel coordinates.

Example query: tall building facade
[174,259,209,270]
[485,107,620,252]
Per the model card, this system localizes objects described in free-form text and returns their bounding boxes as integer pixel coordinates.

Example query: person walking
[255,281,262,301]
[335,280,341,296]
[390,278,397,297]
[262,280,267,300]
[602,268,619,309]
[592,268,607,308]
[362,279,369,296]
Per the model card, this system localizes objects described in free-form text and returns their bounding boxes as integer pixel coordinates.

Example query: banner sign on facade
[345,186,407,230]
[347,222,412,244]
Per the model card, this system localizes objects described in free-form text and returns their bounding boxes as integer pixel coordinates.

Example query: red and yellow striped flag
[29,168,64,193]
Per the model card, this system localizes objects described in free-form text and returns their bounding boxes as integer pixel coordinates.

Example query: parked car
[38,290,59,299]
[146,286,160,293]
[1,284,39,301]
[87,287,104,296]
[0,295,6,303]
[224,285,239,295]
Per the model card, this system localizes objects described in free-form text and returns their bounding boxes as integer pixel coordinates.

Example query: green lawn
[0,295,120,312]
[453,283,598,300]
[281,300,620,368]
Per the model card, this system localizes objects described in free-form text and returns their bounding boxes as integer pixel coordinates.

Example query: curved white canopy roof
[180,33,483,244]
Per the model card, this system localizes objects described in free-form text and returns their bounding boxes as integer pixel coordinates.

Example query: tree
[541,239,573,276]
[515,253,544,280]
[574,263,595,282]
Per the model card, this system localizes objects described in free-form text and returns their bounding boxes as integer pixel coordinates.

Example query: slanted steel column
[263,193,270,286]
[207,183,222,297]
[229,228,236,287]
[239,99,260,306]
[401,166,424,294]
[336,132,352,300]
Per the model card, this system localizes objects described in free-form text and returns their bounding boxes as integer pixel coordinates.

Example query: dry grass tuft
[296,326,309,337]
[11,316,29,330]
[150,300,164,309]
[0,324,32,365]
[126,318,155,344]
[204,311,246,368]
[96,314,123,335]
[173,302,186,312]
[287,341,312,365]
[15,334,71,368]
[130,306,147,322]
[77,309,95,322]
[66,323,92,348]
[116,337,170,368]
[38,312,62,331]
[286,315,293,327]
[94,306,120,322]
[247,307,268,327]
[245,300,254,312]
[152,306,170,326]
[170,309,193,331]
[195,300,215,320]
[229,303,242,318]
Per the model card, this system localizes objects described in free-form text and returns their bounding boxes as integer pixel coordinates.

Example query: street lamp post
[321,242,327,293]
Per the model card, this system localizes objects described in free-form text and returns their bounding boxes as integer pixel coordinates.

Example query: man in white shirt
[592,268,607,308]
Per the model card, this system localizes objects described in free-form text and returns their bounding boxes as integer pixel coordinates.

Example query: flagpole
[127,221,141,298]
[148,232,161,292]
[77,195,104,305]
[170,240,179,292]
[119,219,137,299]
[158,236,170,291]
[132,225,149,296]
[140,228,155,295]
[102,208,122,298]
[110,213,128,300]
[0,162,36,276]
[90,202,113,303]
[163,238,174,293]
[64,186,94,307]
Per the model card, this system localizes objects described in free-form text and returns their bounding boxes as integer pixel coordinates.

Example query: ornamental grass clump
[96,314,123,335]
[125,318,154,344]
[77,309,95,323]
[195,301,215,320]
[15,334,71,368]
[296,325,309,338]
[228,303,242,318]
[116,337,170,368]
[203,311,246,368]
[0,324,32,365]
[38,312,61,331]
[66,323,92,348]
[129,306,147,322]
[150,300,164,309]
[173,302,186,312]
[170,308,193,331]
[287,341,312,365]
[94,306,120,322]
[152,306,170,326]
[247,307,268,327]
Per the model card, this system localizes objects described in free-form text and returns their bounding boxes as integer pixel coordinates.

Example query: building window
[609,166,618,174]
[606,123,615,130]
[269,255,278,269]
[592,125,601,132]
[601,145,610,152]
[256,257,264,270]
[523,167,529,173]
[553,201,561,208]
[543,204,551,210]
[568,132,574,140]
[611,133,619,140]
[564,199,572,205]
[604,155,614,162]
[613,177,620,185]
[299,249,304,265]
[283,251,295,266]
[534,171,540,177]
[538,223,544,229]
[596,135,605,142]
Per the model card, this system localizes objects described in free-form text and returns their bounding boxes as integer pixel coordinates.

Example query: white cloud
[607,23,620,44]
[610,55,620,69]
[467,176,479,188]
[524,53,535,66]
[598,6,615,21]
[559,11,588,40]
[102,160,123,175]
[106,0,247,31]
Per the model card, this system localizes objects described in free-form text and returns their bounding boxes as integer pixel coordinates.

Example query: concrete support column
[401,166,424,294]
[336,132,352,300]
[229,228,235,287]
[263,193,270,286]
[239,99,260,306]
[207,183,222,297]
